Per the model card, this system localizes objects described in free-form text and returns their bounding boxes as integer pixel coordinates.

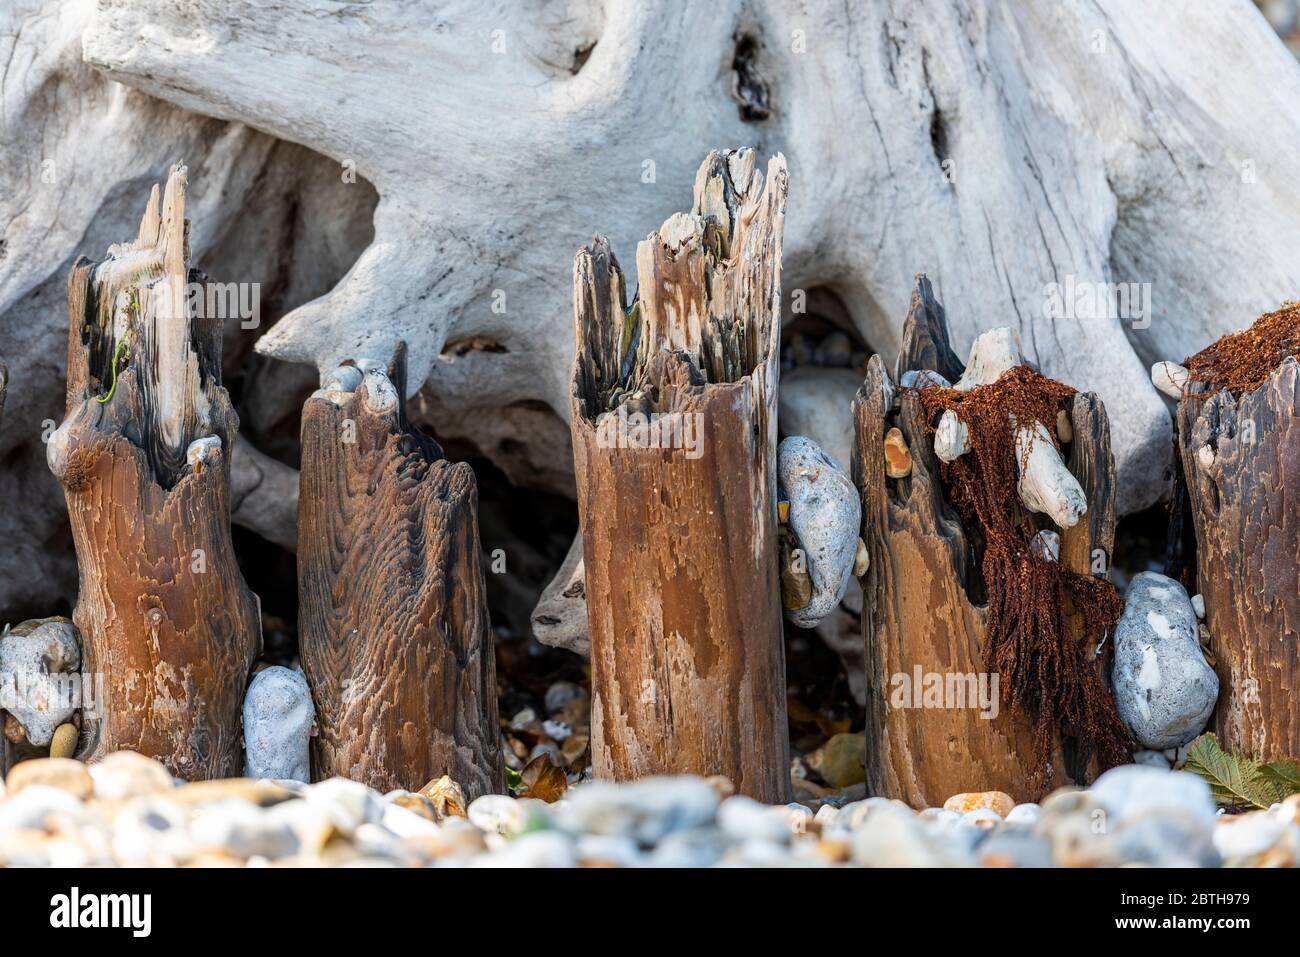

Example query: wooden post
[47,165,260,778]
[1175,358,1299,759]
[569,149,790,802]
[297,343,503,798]
[853,276,1120,806]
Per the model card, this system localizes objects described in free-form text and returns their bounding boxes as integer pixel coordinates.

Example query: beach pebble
[933,409,970,463]
[1133,749,1172,769]
[1004,803,1041,826]
[813,732,866,788]
[1112,572,1219,749]
[648,827,725,867]
[185,435,222,469]
[468,794,526,836]
[0,783,87,832]
[899,369,952,390]
[5,758,92,800]
[960,808,1003,830]
[544,681,585,715]
[1103,812,1221,867]
[48,723,79,759]
[0,744,1289,869]
[243,666,314,783]
[574,833,643,867]
[943,791,1015,817]
[0,617,81,747]
[717,795,791,843]
[1055,408,1072,443]
[1191,594,1205,619]
[1089,764,1217,829]
[883,428,912,478]
[553,776,719,845]
[303,777,381,835]
[1014,420,1087,528]
[1150,361,1191,400]
[1213,811,1290,862]
[978,828,1054,867]
[89,751,174,801]
[1030,529,1060,562]
[323,363,363,393]
[777,437,861,628]
[191,798,298,859]
[542,719,572,742]
[851,804,972,867]
[418,774,467,820]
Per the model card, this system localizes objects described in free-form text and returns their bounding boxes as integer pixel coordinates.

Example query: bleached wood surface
[4,0,1300,613]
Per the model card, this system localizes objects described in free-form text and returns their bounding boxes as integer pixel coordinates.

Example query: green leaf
[1260,758,1300,798]
[1183,733,1294,810]
[504,765,523,793]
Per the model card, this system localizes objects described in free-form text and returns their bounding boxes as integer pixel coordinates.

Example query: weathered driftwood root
[230,440,299,553]
[1174,352,1299,760]
[570,149,791,801]
[297,344,502,798]
[530,534,588,657]
[853,275,1123,806]
[46,166,260,778]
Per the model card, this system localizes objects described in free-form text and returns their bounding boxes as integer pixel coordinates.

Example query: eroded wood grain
[1176,358,1299,760]
[297,344,502,798]
[49,166,259,778]
[570,150,790,801]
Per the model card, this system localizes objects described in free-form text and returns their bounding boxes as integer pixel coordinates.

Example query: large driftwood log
[297,344,502,798]
[13,2,1300,618]
[46,166,260,778]
[1176,358,1299,759]
[854,276,1119,806]
[570,150,790,801]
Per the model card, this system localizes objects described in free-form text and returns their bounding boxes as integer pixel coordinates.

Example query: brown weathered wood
[894,274,964,386]
[853,276,1119,805]
[1060,393,1116,579]
[47,166,260,778]
[569,149,790,802]
[297,343,502,798]
[1176,358,1299,760]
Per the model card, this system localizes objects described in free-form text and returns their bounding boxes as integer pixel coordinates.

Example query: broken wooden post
[297,343,503,798]
[1168,305,1299,760]
[853,275,1127,806]
[46,165,260,778]
[569,149,791,802]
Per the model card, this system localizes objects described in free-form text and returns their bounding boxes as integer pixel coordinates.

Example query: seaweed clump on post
[569,149,791,802]
[913,359,1132,785]
[853,276,1130,806]
[1152,302,1300,761]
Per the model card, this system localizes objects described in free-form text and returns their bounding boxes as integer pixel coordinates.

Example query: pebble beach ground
[2,753,1296,867]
